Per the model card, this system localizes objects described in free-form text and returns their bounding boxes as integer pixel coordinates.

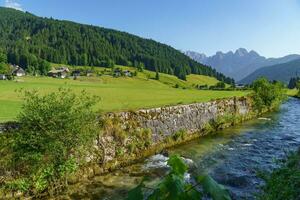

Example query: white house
[48,69,68,79]
[0,74,6,80]
[48,67,69,79]
[12,67,26,77]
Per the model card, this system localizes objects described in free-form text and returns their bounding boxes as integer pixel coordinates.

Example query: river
[67,98,300,200]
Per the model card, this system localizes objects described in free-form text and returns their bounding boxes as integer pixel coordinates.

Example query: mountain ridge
[185,49,300,81]
[240,58,300,84]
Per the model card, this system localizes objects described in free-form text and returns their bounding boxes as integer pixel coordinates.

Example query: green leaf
[147,188,161,200]
[196,175,231,200]
[126,183,144,200]
[167,154,188,176]
[185,185,202,200]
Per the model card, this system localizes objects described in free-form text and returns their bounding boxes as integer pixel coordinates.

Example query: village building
[113,68,132,77]
[113,68,122,77]
[12,66,26,77]
[0,74,6,80]
[235,84,245,89]
[48,69,68,79]
[71,70,81,77]
[48,66,70,78]
[123,70,132,77]
[86,70,93,77]
[57,66,70,72]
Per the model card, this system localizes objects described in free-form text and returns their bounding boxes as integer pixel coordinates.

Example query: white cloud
[4,0,23,11]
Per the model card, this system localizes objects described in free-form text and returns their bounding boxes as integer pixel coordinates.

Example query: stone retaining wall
[95,96,253,165]
[0,96,253,170]
[0,96,255,190]
[106,96,251,138]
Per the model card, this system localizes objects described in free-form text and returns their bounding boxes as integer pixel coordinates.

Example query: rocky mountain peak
[235,48,248,56]
[185,48,300,81]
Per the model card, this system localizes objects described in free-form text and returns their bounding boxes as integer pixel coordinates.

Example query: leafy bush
[0,88,100,196]
[126,155,231,200]
[216,81,226,89]
[258,151,300,200]
[0,62,10,74]
[252,78,286,111]
[210,114,236,130]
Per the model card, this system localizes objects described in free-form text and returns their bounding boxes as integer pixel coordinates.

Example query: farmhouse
[12,66,26,77]
[113,68,122,77]
[113,69,132,77]
[123,70,132,77]
[57,66,70,72]
[48,66,69,78]
[71,70,81,77]
[48,69,68,78]
[0,74,6,80]
[86,70,93,77]
[235,84,245,89]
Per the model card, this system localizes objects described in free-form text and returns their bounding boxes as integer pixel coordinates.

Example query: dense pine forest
[0,7,234,83]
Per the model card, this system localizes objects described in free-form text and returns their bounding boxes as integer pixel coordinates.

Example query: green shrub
[127,143,136,154]
[116,147,125,156]
[101,117,128,144]
[203,122,214,133]
[258,151,300,200]
[4,179,30,194]
[252,78,286,111]
[0,88,100,195]
[144,141,151,148]
[172,130,186,141]
[140,128,152,140]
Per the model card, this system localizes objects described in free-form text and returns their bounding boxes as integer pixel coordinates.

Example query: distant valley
[185,48,300,81]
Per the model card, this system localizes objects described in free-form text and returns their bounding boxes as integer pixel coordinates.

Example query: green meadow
[0,68,248,122]
[286,88,298,97]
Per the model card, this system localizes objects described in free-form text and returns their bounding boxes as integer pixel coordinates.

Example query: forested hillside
[240,59,300,84]
[0,7,234,83]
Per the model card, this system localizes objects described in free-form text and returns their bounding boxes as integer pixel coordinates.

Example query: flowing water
[67,98,300,200]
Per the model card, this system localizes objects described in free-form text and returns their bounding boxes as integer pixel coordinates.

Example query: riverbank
[259,149,300,200]
[71,96,265,182]
[1,96,258,199]
[287,89,300,98]
[0,96,257,189]
[58,98,300,200]
[52,98,300,200]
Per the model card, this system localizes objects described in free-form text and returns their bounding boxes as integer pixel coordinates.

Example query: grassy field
[51,64,222,88]
[0,68,248,122]
[286,88,299,97]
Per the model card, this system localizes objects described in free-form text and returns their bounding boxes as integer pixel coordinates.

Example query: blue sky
[2,0,300,57]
